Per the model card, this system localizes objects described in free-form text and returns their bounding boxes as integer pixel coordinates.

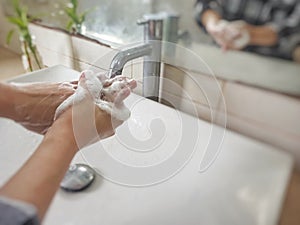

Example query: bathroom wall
[18,24,300,171]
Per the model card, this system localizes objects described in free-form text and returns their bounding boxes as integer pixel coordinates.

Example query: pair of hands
[11,72,136,148]
[0,72,136,221]
[206,19,251,51]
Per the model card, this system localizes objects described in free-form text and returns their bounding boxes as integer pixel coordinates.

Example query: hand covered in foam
[54,70,136,147]
[225,20,250,50]
[55,70,137,121]
[207,19,250,51]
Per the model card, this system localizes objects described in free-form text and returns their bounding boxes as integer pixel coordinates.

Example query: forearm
[0,118,78,220]
[0,82,18,120]
[248,25,278,46]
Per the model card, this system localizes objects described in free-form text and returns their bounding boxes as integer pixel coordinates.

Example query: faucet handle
[137,13,164,25]
[137,14,164,41]
[137,18,148,25]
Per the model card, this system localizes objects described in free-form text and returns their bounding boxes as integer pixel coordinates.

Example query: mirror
[2,0,300,95]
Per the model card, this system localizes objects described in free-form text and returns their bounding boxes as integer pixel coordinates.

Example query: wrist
[46,115,79,153]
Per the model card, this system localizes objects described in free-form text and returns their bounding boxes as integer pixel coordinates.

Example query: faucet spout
[108,43,152,78]
[108,13,163,101]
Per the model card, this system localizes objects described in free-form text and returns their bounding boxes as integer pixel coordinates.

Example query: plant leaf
[20,7,28,26]
[64,8,78,23]
[71,0,78,10]
[6,29,15,45]
[7,16,25,28]
[66,20,74,31]
[79,14,85,24]
[12,0,22,17]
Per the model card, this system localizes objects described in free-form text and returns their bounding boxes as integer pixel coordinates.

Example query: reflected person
[195,0,300,62]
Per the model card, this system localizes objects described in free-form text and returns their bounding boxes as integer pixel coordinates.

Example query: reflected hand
[224,21,251,50]
[207,20,250,51]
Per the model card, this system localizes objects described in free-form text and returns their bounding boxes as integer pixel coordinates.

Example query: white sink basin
[0,65,293,225]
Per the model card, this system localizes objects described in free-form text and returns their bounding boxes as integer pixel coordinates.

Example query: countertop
[0,65,295,225]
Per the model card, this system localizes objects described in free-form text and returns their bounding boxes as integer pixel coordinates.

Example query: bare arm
[0,81,76,134]
[0,83,17,120]
[0,105,115,220]
[0,73,136,222]
[0,115,78,220]
[247,24,278,47]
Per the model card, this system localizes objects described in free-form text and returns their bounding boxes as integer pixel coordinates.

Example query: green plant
[64,0,90,33]
[6,0,42,71]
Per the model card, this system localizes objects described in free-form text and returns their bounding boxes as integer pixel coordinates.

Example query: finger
[57,87,75,98]
[59,82,78,92]
[105,76,127,87]
[103,80,135,103]
[127,79,137,90]
[114,87,131,106]
[96,72,109,83]
[111,76,136,89]
[225,27,241,40]
[77,71,89,89]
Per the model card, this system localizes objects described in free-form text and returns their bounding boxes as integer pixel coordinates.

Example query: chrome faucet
[108,14,163,101]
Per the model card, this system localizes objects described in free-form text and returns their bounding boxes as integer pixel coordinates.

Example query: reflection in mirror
[1,0,299,96]
[194,0,300,63]
[2,0,151,46]
[18,0,151,45]
[2,0,299,62]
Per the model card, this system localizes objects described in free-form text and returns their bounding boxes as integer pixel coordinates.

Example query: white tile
[132,81,143,96]
[222,82,300,137]
[36,45,106,72]
[160,91,215,123]
[131,58,144,82]
[37,47,76,69]
[162,65,224,109]
[29,24,115,73]
[29,24,74,58]
[120,61,132,78]
[163,43,213,76]
[71,35,114,71]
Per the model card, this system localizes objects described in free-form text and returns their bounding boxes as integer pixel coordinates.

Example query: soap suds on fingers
[54,70,136,121]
